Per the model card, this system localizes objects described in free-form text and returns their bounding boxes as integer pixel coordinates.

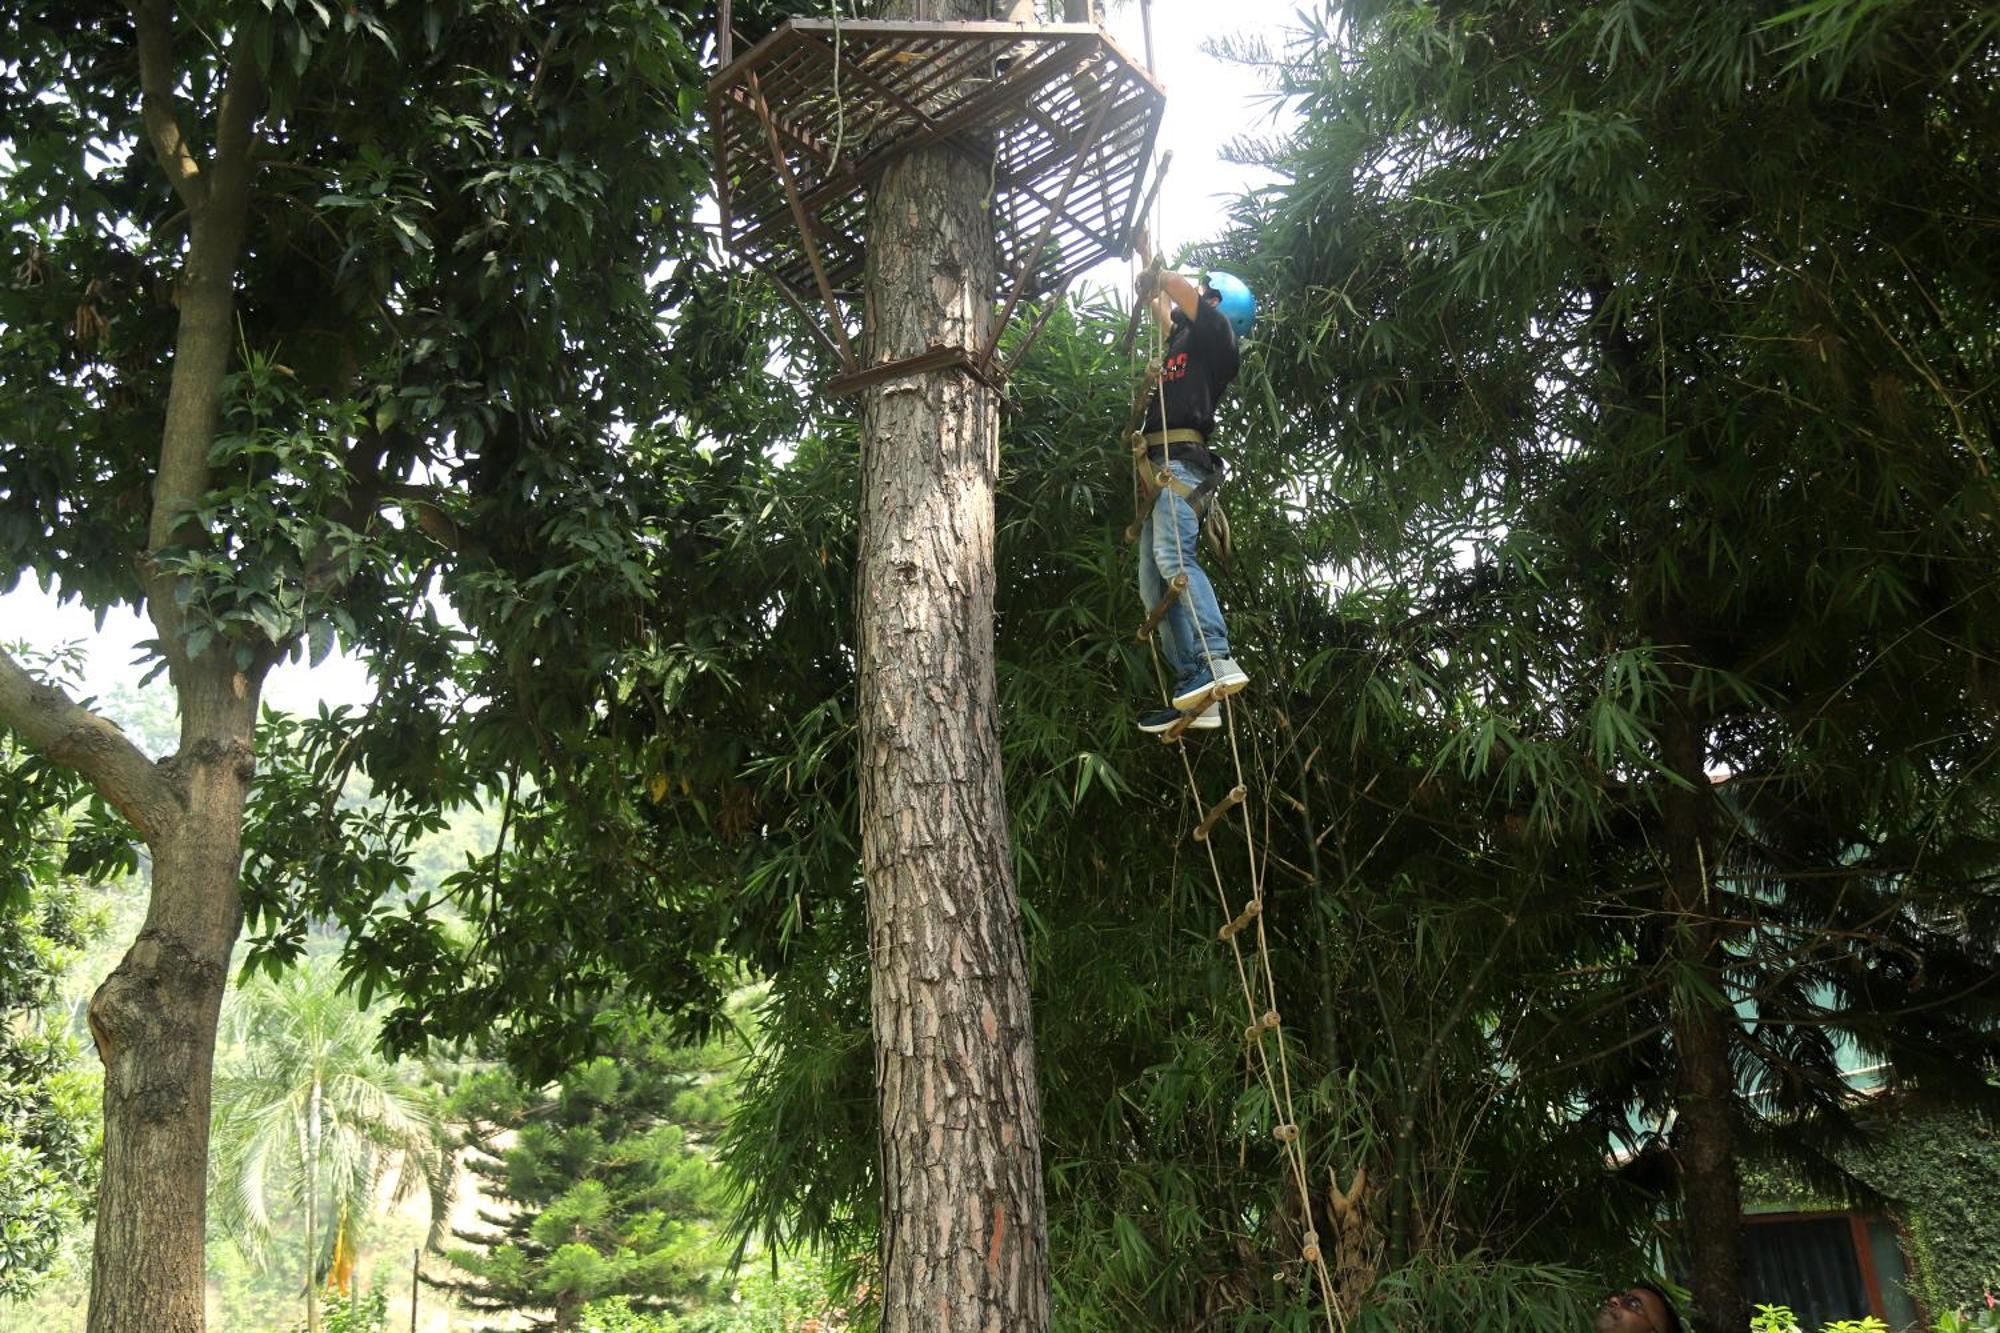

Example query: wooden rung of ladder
[1135,573,1187,641]
[1193,784,1247,842]
[1158,712,1197,743]
[1217,897,1262,941]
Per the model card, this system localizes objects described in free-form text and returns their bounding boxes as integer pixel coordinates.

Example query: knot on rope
[1273,1123,1300,1144]
[1301,1232,1322,1264]
[1261,1009,1281,1031]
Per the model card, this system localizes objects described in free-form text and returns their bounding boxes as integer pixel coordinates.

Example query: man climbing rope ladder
[1132,265,1257,734]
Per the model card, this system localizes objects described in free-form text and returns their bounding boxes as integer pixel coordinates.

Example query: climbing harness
[1132,427,1232,559]
[1128,140,1345,1332]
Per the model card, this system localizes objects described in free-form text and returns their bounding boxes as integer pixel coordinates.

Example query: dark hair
[1632,1281,1685,1333]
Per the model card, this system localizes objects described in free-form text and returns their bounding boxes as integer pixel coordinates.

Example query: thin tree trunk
[856,2,1049,1328]
[1660,694,1746,1333]
[307,1075,324,1333]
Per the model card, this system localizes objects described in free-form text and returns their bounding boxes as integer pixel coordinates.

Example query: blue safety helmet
[1203,271,1256,340]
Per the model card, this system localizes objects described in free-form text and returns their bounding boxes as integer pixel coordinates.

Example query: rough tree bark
[1660,686,1747,1333]
[0,8,267,1330]
[87,677,262,1332]
[854,2,1050,1329]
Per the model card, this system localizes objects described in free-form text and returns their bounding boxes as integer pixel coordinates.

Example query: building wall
[1741,1106,2000,1325]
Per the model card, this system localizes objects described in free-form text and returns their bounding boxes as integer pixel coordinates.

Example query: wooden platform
[709,19,1166,372]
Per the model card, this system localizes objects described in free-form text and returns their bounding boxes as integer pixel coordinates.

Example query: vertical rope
[828,0,849,168]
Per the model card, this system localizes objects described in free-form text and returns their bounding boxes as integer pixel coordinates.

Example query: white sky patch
[1,581,374,728]
[1096,0,1303,269]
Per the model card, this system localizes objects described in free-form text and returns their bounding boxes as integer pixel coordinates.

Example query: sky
[0,1,1309,734]
[1097,0,1303,249]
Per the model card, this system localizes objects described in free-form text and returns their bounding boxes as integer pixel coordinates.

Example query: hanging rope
[1130,153,1348,1333]
[828,0,850,168]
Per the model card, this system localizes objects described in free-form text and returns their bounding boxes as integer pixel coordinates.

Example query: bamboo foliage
[1236,1,2000,1328]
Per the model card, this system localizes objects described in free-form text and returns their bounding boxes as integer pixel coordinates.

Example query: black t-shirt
[1142,300,1241,472]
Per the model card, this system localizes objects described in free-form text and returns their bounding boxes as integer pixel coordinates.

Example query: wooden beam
[1137,574,1187,642]
[1195,785,1248,843]
[984,75,1119,365]
[749,72,856,367]
[1218,896,1262,941]
[825,344,1007,399]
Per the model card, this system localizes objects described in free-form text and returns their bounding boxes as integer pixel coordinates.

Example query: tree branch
[0,646,182,845]
[381,483,465,550]
[129,0,207,213]
[207,25,264,223]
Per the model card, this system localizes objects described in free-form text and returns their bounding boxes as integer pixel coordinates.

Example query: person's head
[1201,270,1256,339]
[1592,1282,1683,1333]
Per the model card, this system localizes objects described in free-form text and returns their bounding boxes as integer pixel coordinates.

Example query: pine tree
[436,1009,738,1332]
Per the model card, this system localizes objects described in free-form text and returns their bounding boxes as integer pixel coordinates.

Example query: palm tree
[209,954,451,1333]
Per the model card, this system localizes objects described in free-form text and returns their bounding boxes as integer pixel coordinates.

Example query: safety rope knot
[1301,1231,1322,1263]
[1273,1123,1300,1144]
[1261,1009,1281,1031]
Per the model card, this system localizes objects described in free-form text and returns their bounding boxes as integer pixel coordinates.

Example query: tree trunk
[87,672,260,1332]
[307,1074,324,1333]
[1660,697,1746,1333]
[855,3,1049,1328]
[85,17,265,1326]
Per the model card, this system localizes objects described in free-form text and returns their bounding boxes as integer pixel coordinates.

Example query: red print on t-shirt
[1161,351,1189,383]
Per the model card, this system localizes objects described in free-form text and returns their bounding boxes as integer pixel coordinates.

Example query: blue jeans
[1136,459,1231,685]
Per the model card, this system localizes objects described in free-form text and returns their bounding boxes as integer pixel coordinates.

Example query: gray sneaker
[1170,659,1250,712]
[1208,658,1249,697]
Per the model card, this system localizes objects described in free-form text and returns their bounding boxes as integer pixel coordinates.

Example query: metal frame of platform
[708,18,1166,394]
